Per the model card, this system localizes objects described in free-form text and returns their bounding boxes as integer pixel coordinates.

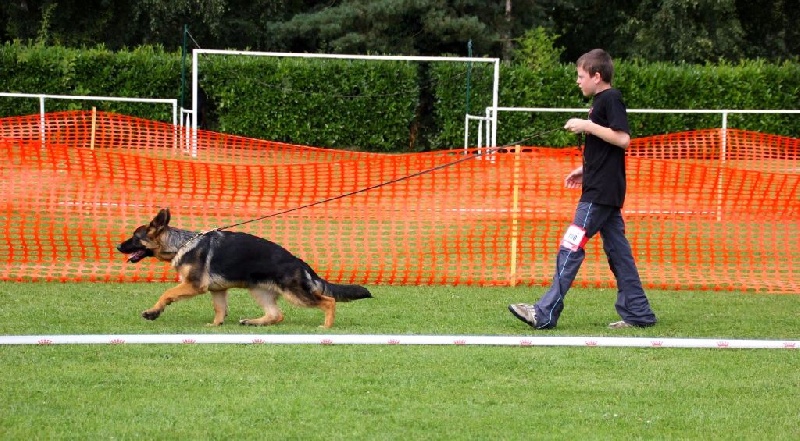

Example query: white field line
[0,334,796,349]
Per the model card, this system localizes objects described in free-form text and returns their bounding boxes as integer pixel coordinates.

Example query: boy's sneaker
[608,320,656,329]
[508,303,539,328]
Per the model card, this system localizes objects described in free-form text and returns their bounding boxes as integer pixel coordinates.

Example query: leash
[177,128,569,248]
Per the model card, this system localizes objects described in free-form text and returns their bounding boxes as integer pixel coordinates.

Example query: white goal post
[188,49,501,154]
[470,106,800,151]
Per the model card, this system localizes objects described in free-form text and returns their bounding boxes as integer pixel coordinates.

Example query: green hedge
[202,56,419,149]
[618,60,800,140]
[1,42,798,152]
[0,43,180,122]
[434,61,800,148]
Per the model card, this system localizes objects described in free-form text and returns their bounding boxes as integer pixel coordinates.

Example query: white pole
[191,49,199,157]
[485,108,492,150]
[464,114,469,151]
[0,334,796,349]
[477,119,483,151]
[39,95,46,148]
[716,111,729,222]
[491,60,500,147]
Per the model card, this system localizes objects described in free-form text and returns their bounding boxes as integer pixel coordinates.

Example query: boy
[508,49,657,329]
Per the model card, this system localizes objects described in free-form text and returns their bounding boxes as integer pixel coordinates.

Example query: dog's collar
[170,230,211,265]
[178,230,210,250]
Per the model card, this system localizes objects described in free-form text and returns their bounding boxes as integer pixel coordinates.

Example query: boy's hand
[565,117,631,149]
[565,166,583,189]
[564,118,589,134]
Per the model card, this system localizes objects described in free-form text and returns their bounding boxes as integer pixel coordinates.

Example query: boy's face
[576,66,602,97]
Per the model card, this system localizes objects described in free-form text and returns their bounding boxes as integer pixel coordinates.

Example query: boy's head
[575,49,614,97]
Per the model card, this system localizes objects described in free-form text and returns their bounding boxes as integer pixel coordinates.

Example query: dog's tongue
[126,251,146,263]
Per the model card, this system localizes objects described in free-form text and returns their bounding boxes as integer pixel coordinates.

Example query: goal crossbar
[190,49,501,151]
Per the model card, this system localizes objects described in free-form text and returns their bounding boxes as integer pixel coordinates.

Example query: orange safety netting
[1,111,798,293]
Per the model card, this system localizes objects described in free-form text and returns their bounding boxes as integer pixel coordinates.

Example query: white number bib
[561,224,588,251]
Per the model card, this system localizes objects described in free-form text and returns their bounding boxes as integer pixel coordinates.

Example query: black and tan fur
[117,208,371,327]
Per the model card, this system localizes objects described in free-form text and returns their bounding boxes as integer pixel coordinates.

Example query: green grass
[0,282,798,440]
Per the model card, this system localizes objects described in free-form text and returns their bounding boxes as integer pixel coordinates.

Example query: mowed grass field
[0,282,798,440]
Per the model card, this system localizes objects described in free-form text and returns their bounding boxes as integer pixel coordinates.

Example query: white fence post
[0,92,178,149]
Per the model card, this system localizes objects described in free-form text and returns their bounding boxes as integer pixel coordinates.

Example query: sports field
[0,282,797,440]
[1,112,797,439]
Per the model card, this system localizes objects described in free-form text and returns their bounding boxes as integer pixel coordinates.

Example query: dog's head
[117,208,172,263]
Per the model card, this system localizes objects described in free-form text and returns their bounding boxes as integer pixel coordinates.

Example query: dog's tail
[325,282,373,302]
[304,270,372,302]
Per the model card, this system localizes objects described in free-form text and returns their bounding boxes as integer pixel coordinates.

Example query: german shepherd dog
[117,208,372,327]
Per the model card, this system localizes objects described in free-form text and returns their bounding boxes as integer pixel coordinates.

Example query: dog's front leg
[208,290,229,326]
[142,282,205,321]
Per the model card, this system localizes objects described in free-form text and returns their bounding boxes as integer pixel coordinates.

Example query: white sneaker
[508,303,539,328]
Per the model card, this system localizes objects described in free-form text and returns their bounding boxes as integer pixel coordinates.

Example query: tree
[617,0,746,63]
[267,0,501,56]
[512,27,564,70]
[735,0,800,60]
[0,1,145,48]
[546,0,639,62]
[1,0,795,64]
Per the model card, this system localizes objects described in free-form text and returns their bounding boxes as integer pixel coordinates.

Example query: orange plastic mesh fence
[1,111,798,293]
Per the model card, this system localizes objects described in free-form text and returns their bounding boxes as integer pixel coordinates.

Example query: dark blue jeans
[534,201,657,328]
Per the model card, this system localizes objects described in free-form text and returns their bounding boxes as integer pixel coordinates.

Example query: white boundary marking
[0,334,796,349]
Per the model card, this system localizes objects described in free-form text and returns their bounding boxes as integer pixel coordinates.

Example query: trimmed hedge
[1,42,798,152]
[202,56,419,150]
[0,43,180,122]
[435,61,800,148]
[618,60,800,140]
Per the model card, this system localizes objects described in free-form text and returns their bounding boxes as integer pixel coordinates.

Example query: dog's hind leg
[208,290,229,326]
[317,295,336,328]
[142,282,205,321]
[239,286,284,326]
[281,271,337,328]
[305,273,336,328]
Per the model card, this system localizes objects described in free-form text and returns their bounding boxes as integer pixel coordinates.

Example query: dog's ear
[151,208,171,230]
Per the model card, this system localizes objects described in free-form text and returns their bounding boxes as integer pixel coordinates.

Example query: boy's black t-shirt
[580,88,630,208]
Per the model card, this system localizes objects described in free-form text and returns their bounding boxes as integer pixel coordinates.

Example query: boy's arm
[564,118,630,149]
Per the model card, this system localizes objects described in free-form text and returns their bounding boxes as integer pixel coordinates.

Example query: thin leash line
[218,129,565,231]
[178,128,568,247]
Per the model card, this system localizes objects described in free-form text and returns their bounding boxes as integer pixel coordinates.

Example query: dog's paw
[206,321,223,327]
[239,318,273,326]
[141,309,162,320]
[239,315,283,326]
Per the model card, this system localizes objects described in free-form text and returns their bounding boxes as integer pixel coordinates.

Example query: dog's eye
[132,226,148,240]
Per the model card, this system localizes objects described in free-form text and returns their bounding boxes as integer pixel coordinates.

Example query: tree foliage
[268,0,501,56]
[512,27,564,70]
[0,0,797,63]
[618,0,746,63]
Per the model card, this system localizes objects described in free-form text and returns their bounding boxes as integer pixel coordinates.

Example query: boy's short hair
[577,49,614,83]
